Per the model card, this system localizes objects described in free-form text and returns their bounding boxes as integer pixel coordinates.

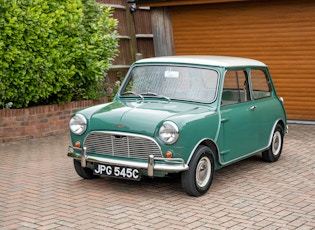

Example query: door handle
[250,105,257,110]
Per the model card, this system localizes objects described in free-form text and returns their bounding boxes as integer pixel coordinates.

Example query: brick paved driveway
[0,124,314,230]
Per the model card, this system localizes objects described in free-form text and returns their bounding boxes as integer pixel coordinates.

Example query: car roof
[135,55,267,68]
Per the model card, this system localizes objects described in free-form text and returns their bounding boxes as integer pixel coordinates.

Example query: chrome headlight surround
[69,114,87,135]
[159,121,179,145]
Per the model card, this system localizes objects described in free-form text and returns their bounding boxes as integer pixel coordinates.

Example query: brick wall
[0,98,108,143]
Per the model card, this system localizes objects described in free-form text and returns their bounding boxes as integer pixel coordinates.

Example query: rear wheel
[181,145,215,197]
[262,124,284,162]
[73,159,99,179]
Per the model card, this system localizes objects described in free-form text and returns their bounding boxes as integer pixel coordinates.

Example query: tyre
[181,145,215,197]
[73,159,99,179]
[262,124,284,162]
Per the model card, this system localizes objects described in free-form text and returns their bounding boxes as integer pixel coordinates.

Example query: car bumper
[67,146,189,177]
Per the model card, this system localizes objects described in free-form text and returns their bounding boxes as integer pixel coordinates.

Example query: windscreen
[120,65,219,103]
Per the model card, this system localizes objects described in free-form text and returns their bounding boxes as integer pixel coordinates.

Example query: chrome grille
[84,132,162,159]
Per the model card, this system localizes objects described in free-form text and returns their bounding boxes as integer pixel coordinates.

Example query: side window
[251,69,272,99]
[221,70,250,106]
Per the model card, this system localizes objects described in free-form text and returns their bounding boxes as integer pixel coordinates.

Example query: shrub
[0,0,118,108]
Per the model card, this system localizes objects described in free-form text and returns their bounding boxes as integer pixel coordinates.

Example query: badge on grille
[114,123,127,128]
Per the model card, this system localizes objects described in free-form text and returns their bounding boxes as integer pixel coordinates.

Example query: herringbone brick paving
[0,124,314,229]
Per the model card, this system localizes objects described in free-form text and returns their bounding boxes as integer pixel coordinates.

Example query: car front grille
[84,131,163,159]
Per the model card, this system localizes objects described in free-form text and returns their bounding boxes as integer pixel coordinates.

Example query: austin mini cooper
[68,56,287,196]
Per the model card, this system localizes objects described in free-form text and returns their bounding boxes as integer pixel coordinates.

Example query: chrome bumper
[67,146,189,177]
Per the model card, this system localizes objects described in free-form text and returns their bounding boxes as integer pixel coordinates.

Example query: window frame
[250,68,272,100]
[119,64,220,104]
[221,69,251,106]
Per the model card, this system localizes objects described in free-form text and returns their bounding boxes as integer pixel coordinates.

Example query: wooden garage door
[171,0,315,121]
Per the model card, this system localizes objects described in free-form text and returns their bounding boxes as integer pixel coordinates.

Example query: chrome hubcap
[196,156,211,188]
[272,131,282,156]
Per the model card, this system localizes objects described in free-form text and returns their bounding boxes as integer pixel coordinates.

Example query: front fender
[165,112,220,163]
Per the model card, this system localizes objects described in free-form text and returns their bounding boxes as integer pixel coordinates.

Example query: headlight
[69,114,87,135]
[159,121,179,144]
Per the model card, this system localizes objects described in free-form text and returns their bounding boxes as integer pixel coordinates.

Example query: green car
[68,56,288,196]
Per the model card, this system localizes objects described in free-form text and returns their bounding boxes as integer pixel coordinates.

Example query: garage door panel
[171,0,315,120]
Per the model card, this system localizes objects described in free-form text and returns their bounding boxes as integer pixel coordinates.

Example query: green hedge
[0,0,119,108]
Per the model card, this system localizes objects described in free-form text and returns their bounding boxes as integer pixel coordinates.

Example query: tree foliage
[0,0,119,108]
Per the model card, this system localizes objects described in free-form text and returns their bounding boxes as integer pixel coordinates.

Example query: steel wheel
[272,130,282,156]
[196,156,212,188]
[262,124,284,162]
[181,145,215,196]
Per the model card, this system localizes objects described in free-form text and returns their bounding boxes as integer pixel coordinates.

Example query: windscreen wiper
[120,91,144,101]
[140,91,171,102]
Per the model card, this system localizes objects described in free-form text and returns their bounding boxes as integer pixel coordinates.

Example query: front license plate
[93,163,141,181]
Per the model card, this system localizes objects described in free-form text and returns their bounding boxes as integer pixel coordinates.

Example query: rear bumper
[67,146,189,177]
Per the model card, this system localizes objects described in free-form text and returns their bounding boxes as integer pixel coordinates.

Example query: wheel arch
[187,138,221,170]
[277,119,287,135]
[268,119,286,146]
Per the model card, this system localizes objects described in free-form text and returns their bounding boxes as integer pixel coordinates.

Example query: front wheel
[181,146,215,197]
[73,159,99,179]
[262,124,284,162]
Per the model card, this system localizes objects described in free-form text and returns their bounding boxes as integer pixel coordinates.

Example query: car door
[218,69,258,164]
[249,68,275,150]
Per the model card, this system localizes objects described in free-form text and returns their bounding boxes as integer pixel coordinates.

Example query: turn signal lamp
[165,151,173,158]
[74,141,81,148]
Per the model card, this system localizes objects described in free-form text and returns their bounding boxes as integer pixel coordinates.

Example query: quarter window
[251,69,272,99]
